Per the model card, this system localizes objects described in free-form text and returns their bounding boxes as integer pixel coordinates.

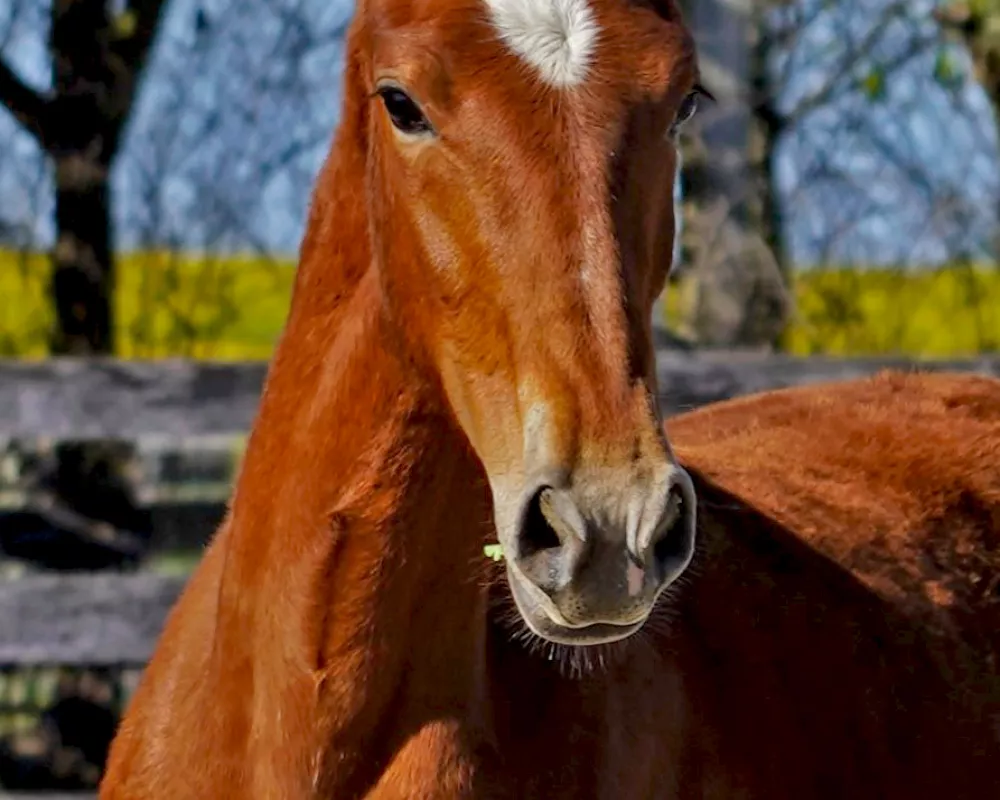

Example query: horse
[100,0,1000,795]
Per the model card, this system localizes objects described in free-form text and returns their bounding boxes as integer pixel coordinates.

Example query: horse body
[100,0,1000,795]
[101,351,1000,799]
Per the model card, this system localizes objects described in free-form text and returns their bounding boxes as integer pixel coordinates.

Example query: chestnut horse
[101,0,1000,795]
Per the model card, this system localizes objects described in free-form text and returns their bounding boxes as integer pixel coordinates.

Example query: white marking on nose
[484,0,599,87]
[523,402,549,458]
[520,382,558,472]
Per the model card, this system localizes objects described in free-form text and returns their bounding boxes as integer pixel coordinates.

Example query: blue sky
[1,0,998,268]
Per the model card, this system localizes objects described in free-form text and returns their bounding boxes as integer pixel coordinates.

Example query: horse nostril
[652,487,687,564]
[518,486,587,558]
[513,485,588,593]
[517,486,562,558]
[643,474,697,583]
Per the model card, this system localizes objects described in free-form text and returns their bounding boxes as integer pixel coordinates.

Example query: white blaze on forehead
[484,0,599,87]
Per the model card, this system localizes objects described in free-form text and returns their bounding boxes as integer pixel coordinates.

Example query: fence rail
[0,575,185,667]
[3,353,1000,438]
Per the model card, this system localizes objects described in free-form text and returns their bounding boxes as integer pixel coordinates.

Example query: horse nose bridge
[518,391,669,488]
[576,379,673,472]
[515,329,671,476]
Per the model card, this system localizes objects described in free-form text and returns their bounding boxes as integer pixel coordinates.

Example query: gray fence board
[0,359,268,439]
[3,354,1000,439]
[655,351,1000,413]
[0,574,185,666]
[0,795,94,799]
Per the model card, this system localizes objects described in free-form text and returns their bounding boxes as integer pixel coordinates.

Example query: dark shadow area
[480,466,1000,797]
[0,669,119,791]
[0,441,152,571]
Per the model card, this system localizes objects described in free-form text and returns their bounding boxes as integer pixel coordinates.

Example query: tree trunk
[51,163,114,354]
[48,0,119,354]
[0,0,167,354]
[674,0,791,350]
[747,6,791,351]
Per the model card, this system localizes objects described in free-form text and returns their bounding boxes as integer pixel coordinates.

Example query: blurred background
[1,0,999,794]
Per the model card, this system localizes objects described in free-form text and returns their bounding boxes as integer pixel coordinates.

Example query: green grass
[3,250,1000,358]
[147,548,207,576]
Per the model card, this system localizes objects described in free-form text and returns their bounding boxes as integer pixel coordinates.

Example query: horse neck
[213,128,496,794]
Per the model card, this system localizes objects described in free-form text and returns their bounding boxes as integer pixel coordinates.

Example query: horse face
[362,0,700,644]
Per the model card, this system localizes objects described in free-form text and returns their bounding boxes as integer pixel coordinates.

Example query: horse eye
[377,86,434,137]
[671,91,699,134]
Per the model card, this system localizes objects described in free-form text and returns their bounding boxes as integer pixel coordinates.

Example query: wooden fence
[5,352,1000,439]
[1,352,1000,796]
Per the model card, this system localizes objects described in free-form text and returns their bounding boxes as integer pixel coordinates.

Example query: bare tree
[674,0,792,350]
[1,0,168,354]
[670,0,999,354]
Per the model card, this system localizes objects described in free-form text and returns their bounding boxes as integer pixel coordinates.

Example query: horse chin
[505,566,648,647]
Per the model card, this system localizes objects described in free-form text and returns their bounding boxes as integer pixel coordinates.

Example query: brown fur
[100,0,1000,795]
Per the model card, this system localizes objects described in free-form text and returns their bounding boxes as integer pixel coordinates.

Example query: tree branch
[0,54,50,144]
[102,0,168,148]
[112,0,169,101]
[126,0,170,62]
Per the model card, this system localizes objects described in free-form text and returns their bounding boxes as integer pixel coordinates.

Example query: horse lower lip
[533,614,644,646]
[507,569,646,644]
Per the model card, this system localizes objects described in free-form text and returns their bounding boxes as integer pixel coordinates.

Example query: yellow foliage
[785,266,1000,356]
[114,251,296,359]
[3,250,1000,359]
[0,251,53,357]
[665,265,1000,357]
[0,250,296,359]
